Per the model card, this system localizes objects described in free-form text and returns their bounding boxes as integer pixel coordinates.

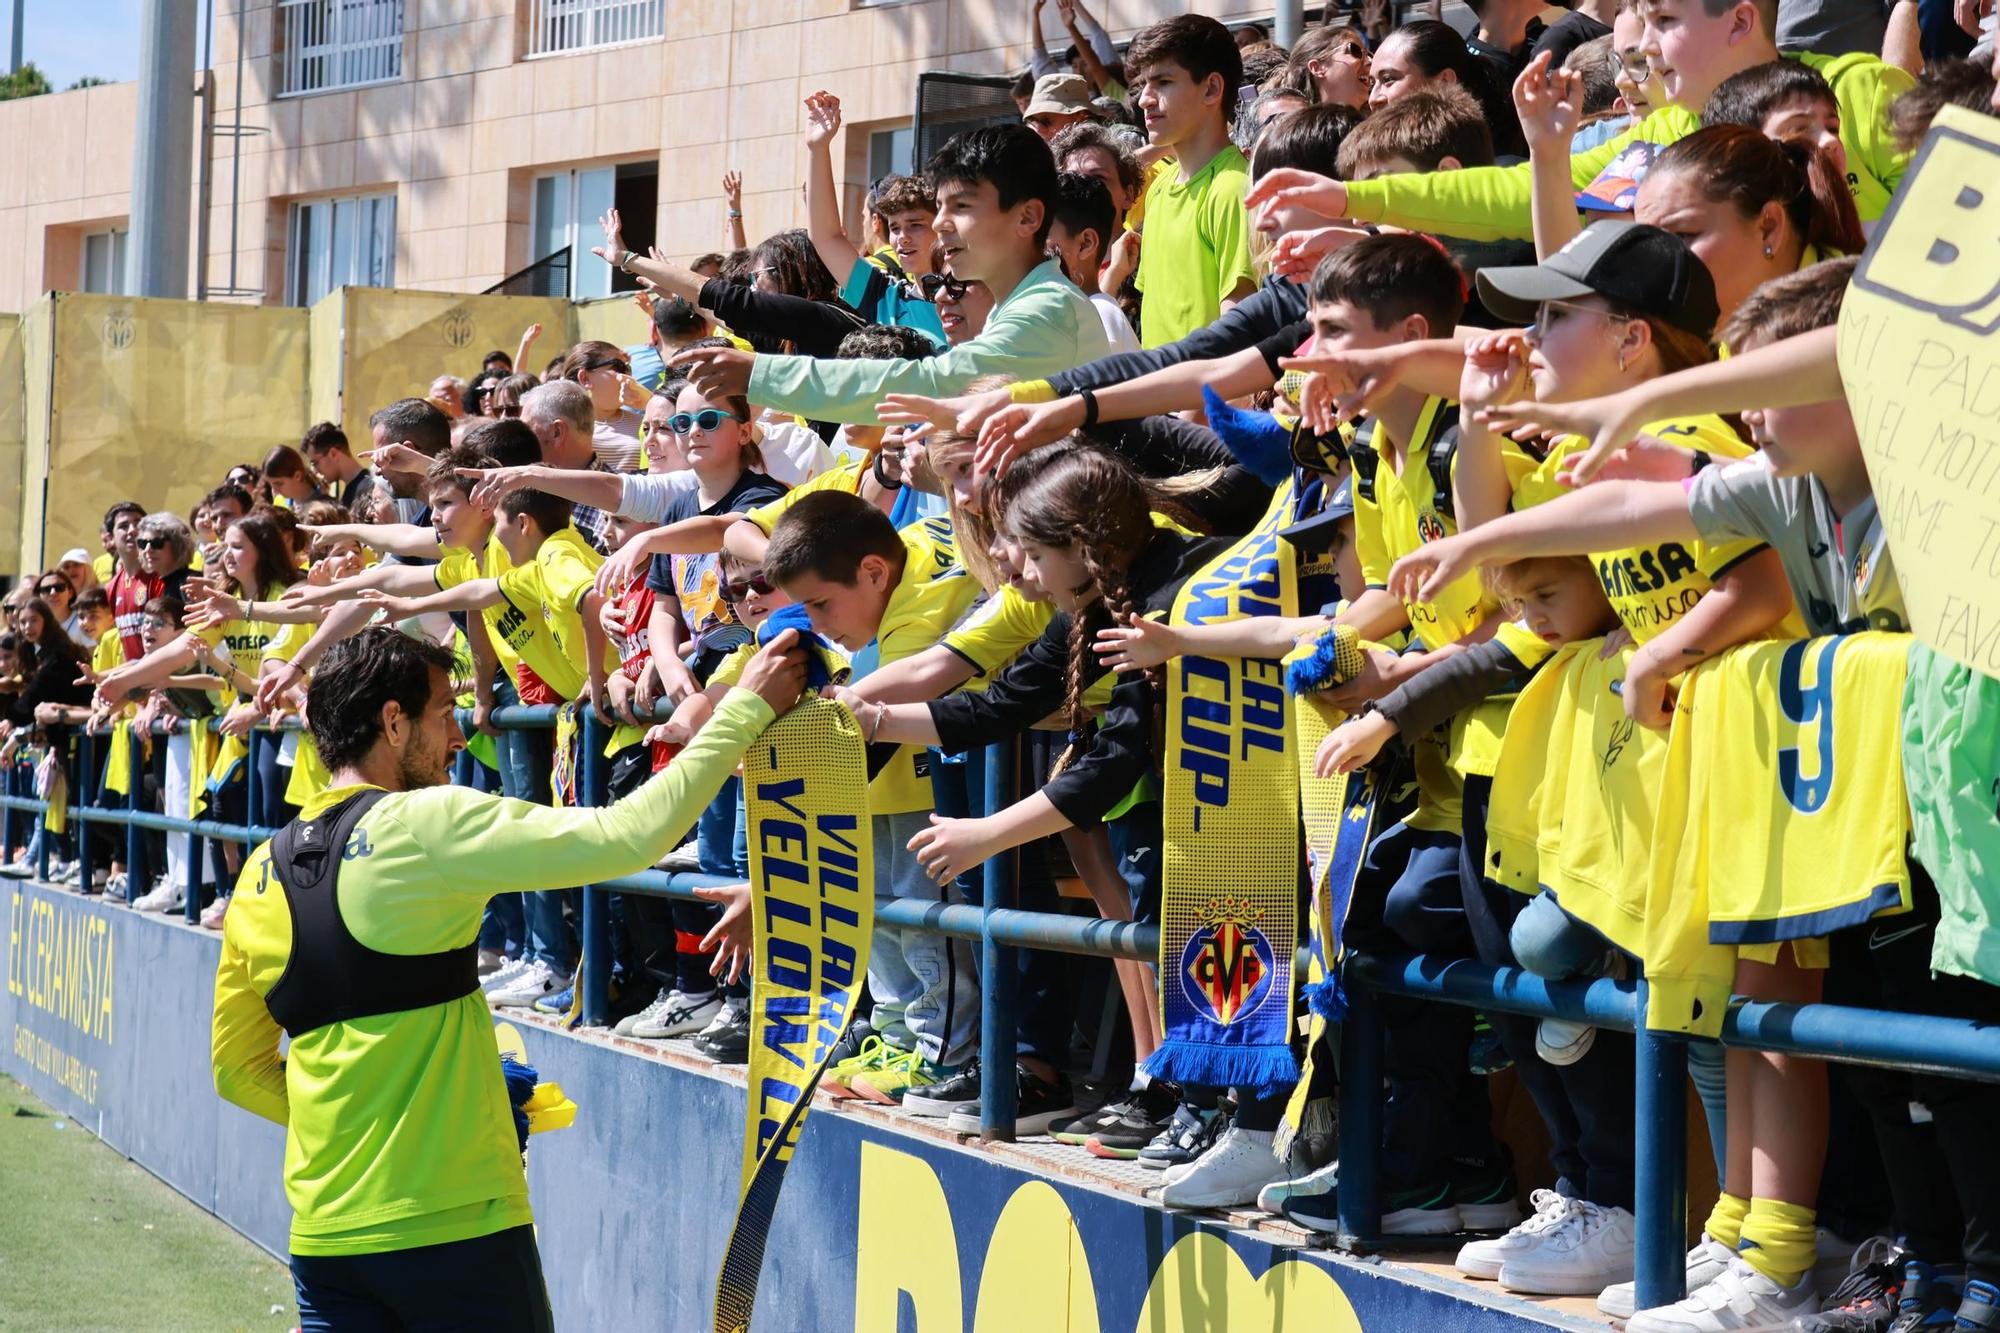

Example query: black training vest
[263,790,481,1038]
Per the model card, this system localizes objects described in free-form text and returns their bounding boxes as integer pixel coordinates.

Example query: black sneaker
[1799,1247,1908,1333]
[1468,1012,1513,1075]
[948,1064,1080,1136]
[1284,1179,1463,1237]
[692,1001,750,1064]
[1137,1099,1231,1171]
[1449,1153,1524,1232]
[904,1058,980,1119]
[822,1017,875,1071]
[1889,1262,1965,1333]
[1079,1082,1180,1159]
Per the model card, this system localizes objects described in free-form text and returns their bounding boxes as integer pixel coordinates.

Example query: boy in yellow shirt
[761,491,980,1102]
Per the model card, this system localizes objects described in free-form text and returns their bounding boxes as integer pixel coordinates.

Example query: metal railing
[277,0,403,97]
[526,0,663,58]
[7,710,2000,1318]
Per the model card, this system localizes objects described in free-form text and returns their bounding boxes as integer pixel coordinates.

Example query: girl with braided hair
[853,443,1254,1157]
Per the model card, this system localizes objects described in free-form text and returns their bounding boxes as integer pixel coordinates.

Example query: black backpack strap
[1347,418,1381,504]
[1428,405,1462,522]
[264,791,480,1038]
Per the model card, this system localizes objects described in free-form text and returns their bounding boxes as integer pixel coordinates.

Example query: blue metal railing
[7,710,2000,1316]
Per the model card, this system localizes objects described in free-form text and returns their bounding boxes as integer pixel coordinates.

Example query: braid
[1087,553,1166,767]
[1051,602,1099,778]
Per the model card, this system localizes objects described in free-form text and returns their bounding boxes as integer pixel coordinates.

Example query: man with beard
[210,625,805,1329]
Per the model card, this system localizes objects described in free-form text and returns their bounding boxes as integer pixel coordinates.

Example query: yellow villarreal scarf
[714,696,873,1333]
[1146,483,1301,1097]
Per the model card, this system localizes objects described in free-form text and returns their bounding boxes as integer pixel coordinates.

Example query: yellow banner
[715,696,873,1333]
[1841,104,2000,681]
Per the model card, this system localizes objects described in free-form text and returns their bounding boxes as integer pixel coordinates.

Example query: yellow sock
[1705,1191,1750,1249]
[1737,1196,1816,1286]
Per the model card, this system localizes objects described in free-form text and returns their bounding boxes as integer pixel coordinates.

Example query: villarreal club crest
[1181,894,1280,1026]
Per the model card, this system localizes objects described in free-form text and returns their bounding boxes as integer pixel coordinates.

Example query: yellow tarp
[0,313,23,578]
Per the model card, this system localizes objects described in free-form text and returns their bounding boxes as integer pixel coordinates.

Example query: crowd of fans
[3,4,1999,1330]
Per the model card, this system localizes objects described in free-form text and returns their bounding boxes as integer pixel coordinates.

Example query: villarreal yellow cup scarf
[714,696,873,1333]
[1147,485,1304,1096]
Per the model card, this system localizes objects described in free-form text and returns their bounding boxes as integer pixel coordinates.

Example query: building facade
[0,0,1278,314]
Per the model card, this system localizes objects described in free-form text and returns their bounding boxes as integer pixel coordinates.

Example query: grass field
[0,1076,298,1332]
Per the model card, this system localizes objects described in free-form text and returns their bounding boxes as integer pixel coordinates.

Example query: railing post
[580,710,610,1027]
[1,755,16,866]
[1634,981,1689,1311]
[1335,972,1385,1250]
[124,722,146,899]
[185,724,206,924]
[979,740,1019,1142]
[75,732,97,890]
[245,730,264,834]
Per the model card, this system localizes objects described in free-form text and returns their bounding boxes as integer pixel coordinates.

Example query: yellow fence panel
[16,300,53,579]
[308,287,346,433]
[0,313,23,578]
[25,293,309,572]
[338,288,570,445]
[572,294,650,354]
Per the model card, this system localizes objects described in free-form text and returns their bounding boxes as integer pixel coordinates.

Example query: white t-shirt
[1090,291,1142,355]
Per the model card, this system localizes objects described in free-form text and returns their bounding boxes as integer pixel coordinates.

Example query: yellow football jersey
[1645,633,1914,1034]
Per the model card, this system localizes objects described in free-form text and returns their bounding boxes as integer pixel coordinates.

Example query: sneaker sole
[1138,1154,1194,1172]
[851,1082,915,1107]
[490,993,553,1008]
[1086,1138,1143,1160]
[1456,1254,1507,1281]
[901,1097,971,1118]
[1497,1264,1634,1297]
[1457,1200,1525,1231]
[1537,1032,1596,1066]
[1381,1204,1466,1236]
[949,1104,1082,1137]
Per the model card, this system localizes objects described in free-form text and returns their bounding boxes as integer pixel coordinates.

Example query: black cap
[1475,220,1720,340]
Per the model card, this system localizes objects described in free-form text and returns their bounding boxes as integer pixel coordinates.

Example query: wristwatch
[1688,449,1711,477]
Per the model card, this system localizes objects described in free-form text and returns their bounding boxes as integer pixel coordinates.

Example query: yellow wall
[307,287,345,433]
[16,302,53,579]
[572,294,651,354]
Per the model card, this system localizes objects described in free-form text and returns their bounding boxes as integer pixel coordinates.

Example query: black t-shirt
[645,469,786,647]
[1529,10,1613,69]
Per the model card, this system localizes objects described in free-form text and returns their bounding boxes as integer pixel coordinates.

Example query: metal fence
[277,0,404,97]
[6,709,2000,1316]
[526,0,664,58]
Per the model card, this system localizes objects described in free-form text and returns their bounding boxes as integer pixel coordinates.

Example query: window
[277,0,403,96]
[868,126,914,181]
[527,0,663,57]
[526,162,656,298]
[81,228,129,295]
[288,192,396,306]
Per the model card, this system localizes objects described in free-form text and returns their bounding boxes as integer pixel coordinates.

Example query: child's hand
[1458,330,1531,412]
[907,813,999,886]
[1596,625,1634,660]
[1479,388,1650,485]
[803,90,843,151]
[1622,655,1676,730]
[722,169,744,209]
[974,398,1081,476]
[354,589,418,622]
[1103,228,1140,295]
[1315,711,1398,777]
[1279,342,1413,423]
[1321,647,1415,712]
[218,702,263,739]
[1245,168,1349,230]
[603,672,639,725]
[1388,535,1479,606]
[593,529,658,601]
[1268,224,1372,281]
[876,385,1015,440]
[645,719,692,747]
[1555,434,1703,487]
[654,656,699,709]
[1093,616,1181,672]
[1513,51,1584,156]
[185,581,244,629]
[695,883,753,984]
[368,440,430,478]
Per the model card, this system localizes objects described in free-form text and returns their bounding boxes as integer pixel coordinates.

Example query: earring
[1763,244,1774,258]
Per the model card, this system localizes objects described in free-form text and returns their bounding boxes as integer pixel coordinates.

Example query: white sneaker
[1498,1200,1635,1295]
[476,948,507,977]
[488,960,562,1008]
[655,839,702,871]
[1257,1155,1340,1215]
[1600,1234,1738,1319]
[1458,1188,1576,1280]
[630,990,721,1039]
[480,956,532,995]
[615,988,676,1036]
[698,996,748,1040]
[1157,1127,1287,1209]
[1537,1016,1597,1065]
[132,876,185,913]
[1624,1257,1814,1333]
[199,896,228,929]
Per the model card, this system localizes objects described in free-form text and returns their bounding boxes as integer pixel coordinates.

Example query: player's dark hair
[307,627,460,771]
[925,124,1061,248]
[1308,232,1467,339]
[765,491,905,588]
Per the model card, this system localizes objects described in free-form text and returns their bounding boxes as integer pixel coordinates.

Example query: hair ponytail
[1775,136,1865,257]
[1652,124,1865,261]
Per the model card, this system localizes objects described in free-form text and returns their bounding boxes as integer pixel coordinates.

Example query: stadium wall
[2,878,1592,1332]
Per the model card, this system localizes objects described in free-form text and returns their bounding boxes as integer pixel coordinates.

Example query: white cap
[58,548,92,566]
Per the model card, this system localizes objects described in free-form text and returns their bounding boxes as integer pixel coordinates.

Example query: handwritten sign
[1841,105,2000,681]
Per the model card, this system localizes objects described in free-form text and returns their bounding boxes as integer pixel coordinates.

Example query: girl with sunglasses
[561,339,648,473]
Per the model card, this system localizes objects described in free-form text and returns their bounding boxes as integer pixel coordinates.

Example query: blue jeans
[292,1223,553,1332]
[496,704,575,974]
[1509,891,1614,980]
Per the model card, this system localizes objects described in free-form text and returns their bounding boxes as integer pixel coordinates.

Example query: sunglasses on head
[668,409,739,436]
[719,572,776,603]
[919,272,972,303]
[136,537,170,550]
